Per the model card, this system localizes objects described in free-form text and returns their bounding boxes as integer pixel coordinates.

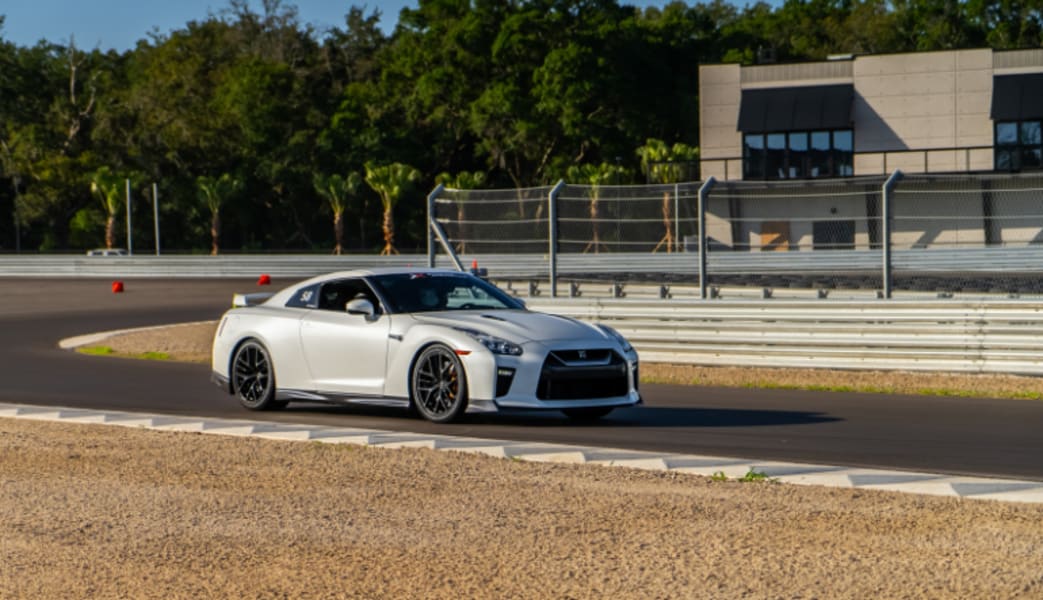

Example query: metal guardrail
[526,297,1043,375]
[4,247,1043,279]
[3,255,1043,373]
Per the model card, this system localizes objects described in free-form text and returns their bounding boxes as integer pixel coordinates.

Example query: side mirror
[345,298,376,318]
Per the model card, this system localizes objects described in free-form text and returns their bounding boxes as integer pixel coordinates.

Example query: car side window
[285,284,320,309]
[317,279,381,313]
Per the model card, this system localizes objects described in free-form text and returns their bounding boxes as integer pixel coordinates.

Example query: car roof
[263,267,470,305]
[304,266,464,283]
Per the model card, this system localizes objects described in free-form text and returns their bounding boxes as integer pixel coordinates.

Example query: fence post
[674,182,680,252]
[152,183,160,256]
[697,177,716,299]
[882,169,903,299]
[549,180,565,297]
[426,184,443,268]
[125,178,133,255]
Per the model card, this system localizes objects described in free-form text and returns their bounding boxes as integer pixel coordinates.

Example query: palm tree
[197,174,242,256]
[314,172,361,255]
[364,162,421,255]
[636,139,699,253]
[90,166,125,250]
[436,170,487,253]
[566,163,630,254]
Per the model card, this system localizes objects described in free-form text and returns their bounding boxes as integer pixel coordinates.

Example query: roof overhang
[737,84,854,133]
[992,73,1043,121]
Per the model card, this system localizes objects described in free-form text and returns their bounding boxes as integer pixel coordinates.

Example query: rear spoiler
[233,292,275,308]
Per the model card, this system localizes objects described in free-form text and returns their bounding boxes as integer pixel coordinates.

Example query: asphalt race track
[2,277,1042,481]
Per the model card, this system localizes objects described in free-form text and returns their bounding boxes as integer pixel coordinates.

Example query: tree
[435,170,486,253]
[636,139,699,253]
[197,173,242,255]
[89,166,125,249]
[313,171,360,254]
[565,163,630,253]
[364,162,420,256]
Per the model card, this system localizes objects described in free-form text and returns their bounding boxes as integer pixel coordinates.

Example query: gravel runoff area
[3,321,1038,598]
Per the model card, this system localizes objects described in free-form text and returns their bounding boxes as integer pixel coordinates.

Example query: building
[697,48,1043,252]
[700,47,1043,181]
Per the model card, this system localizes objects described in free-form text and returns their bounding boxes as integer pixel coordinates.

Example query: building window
[995,120,1043,171]
[743,129,853,180]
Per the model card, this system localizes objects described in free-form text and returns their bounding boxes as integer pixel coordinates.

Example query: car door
[298,278,389,396]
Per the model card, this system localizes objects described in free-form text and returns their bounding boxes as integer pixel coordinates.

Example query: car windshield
[369,272,524,314]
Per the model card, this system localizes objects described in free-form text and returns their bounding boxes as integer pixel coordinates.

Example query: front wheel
[411,344,468,423]
[231,340,286,411]
[562,407,614,421]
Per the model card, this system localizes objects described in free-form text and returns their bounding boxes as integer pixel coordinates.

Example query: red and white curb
[3,402,1042,504]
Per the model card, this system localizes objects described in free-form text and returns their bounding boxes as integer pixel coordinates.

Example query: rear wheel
[411,344,468,423]
[562,407,614,421]
[232,340,286,411]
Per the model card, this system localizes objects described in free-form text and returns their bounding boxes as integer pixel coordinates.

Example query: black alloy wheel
[411,344,468,423]
[232,340,286,410]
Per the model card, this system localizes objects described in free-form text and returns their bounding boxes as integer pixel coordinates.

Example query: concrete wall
[698,64,742,181]
[852,49,993,172]
[734,196,872,251]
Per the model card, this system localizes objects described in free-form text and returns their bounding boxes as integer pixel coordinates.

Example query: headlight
[454,328,523,356]
[596,324,634,354]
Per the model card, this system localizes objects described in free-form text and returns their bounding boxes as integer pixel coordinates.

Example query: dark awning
[992,73,1043,121]
[737,84,854,133]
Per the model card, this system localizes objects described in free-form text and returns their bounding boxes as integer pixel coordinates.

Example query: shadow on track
[272,403,841,429]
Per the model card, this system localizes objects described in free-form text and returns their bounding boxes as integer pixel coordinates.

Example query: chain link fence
[430,172,1043,298]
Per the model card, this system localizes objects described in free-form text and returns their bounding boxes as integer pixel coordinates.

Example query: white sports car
[211,268,641,423]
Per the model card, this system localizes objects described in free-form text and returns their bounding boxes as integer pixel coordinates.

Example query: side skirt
[275,388,411,409]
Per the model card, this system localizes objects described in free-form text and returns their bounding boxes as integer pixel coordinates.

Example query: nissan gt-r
[211,268,640,422]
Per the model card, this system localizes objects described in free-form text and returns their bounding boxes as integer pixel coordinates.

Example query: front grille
[548,349,613,364]
[537,349,629,400]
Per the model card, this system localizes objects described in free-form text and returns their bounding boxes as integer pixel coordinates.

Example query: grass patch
[77,346,115,356]
[739,469,775,483]
[641,364,1043,403]
[75,346,170,361]
[708,469,777,483]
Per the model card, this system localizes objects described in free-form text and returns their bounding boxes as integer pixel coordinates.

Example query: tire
[411,344,468,423]
[231,340,286,411]
[562,407,614,421]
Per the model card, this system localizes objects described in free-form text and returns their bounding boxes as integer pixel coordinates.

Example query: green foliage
[0,0,1032,252]
[197,174,242,215]
[364,162,421,255]
[436,171,487,191]
[739,469,774,483]
[314,172,362,215]
[90,167,124,218]
[364,162,421,212]
[636,138,700,184]
[566,163,631,188]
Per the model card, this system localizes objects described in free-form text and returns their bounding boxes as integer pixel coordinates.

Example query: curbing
[1,402,1041,504]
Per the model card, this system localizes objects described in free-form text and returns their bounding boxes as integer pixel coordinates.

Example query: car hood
[410,310,607,344]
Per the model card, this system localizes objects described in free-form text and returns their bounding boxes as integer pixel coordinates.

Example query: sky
[0,0,773,51]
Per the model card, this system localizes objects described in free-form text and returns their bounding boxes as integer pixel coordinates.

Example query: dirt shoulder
[2,418,1042,599]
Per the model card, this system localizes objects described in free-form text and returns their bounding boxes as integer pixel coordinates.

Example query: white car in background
[85,248,128,256]
[211,268,641,423]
